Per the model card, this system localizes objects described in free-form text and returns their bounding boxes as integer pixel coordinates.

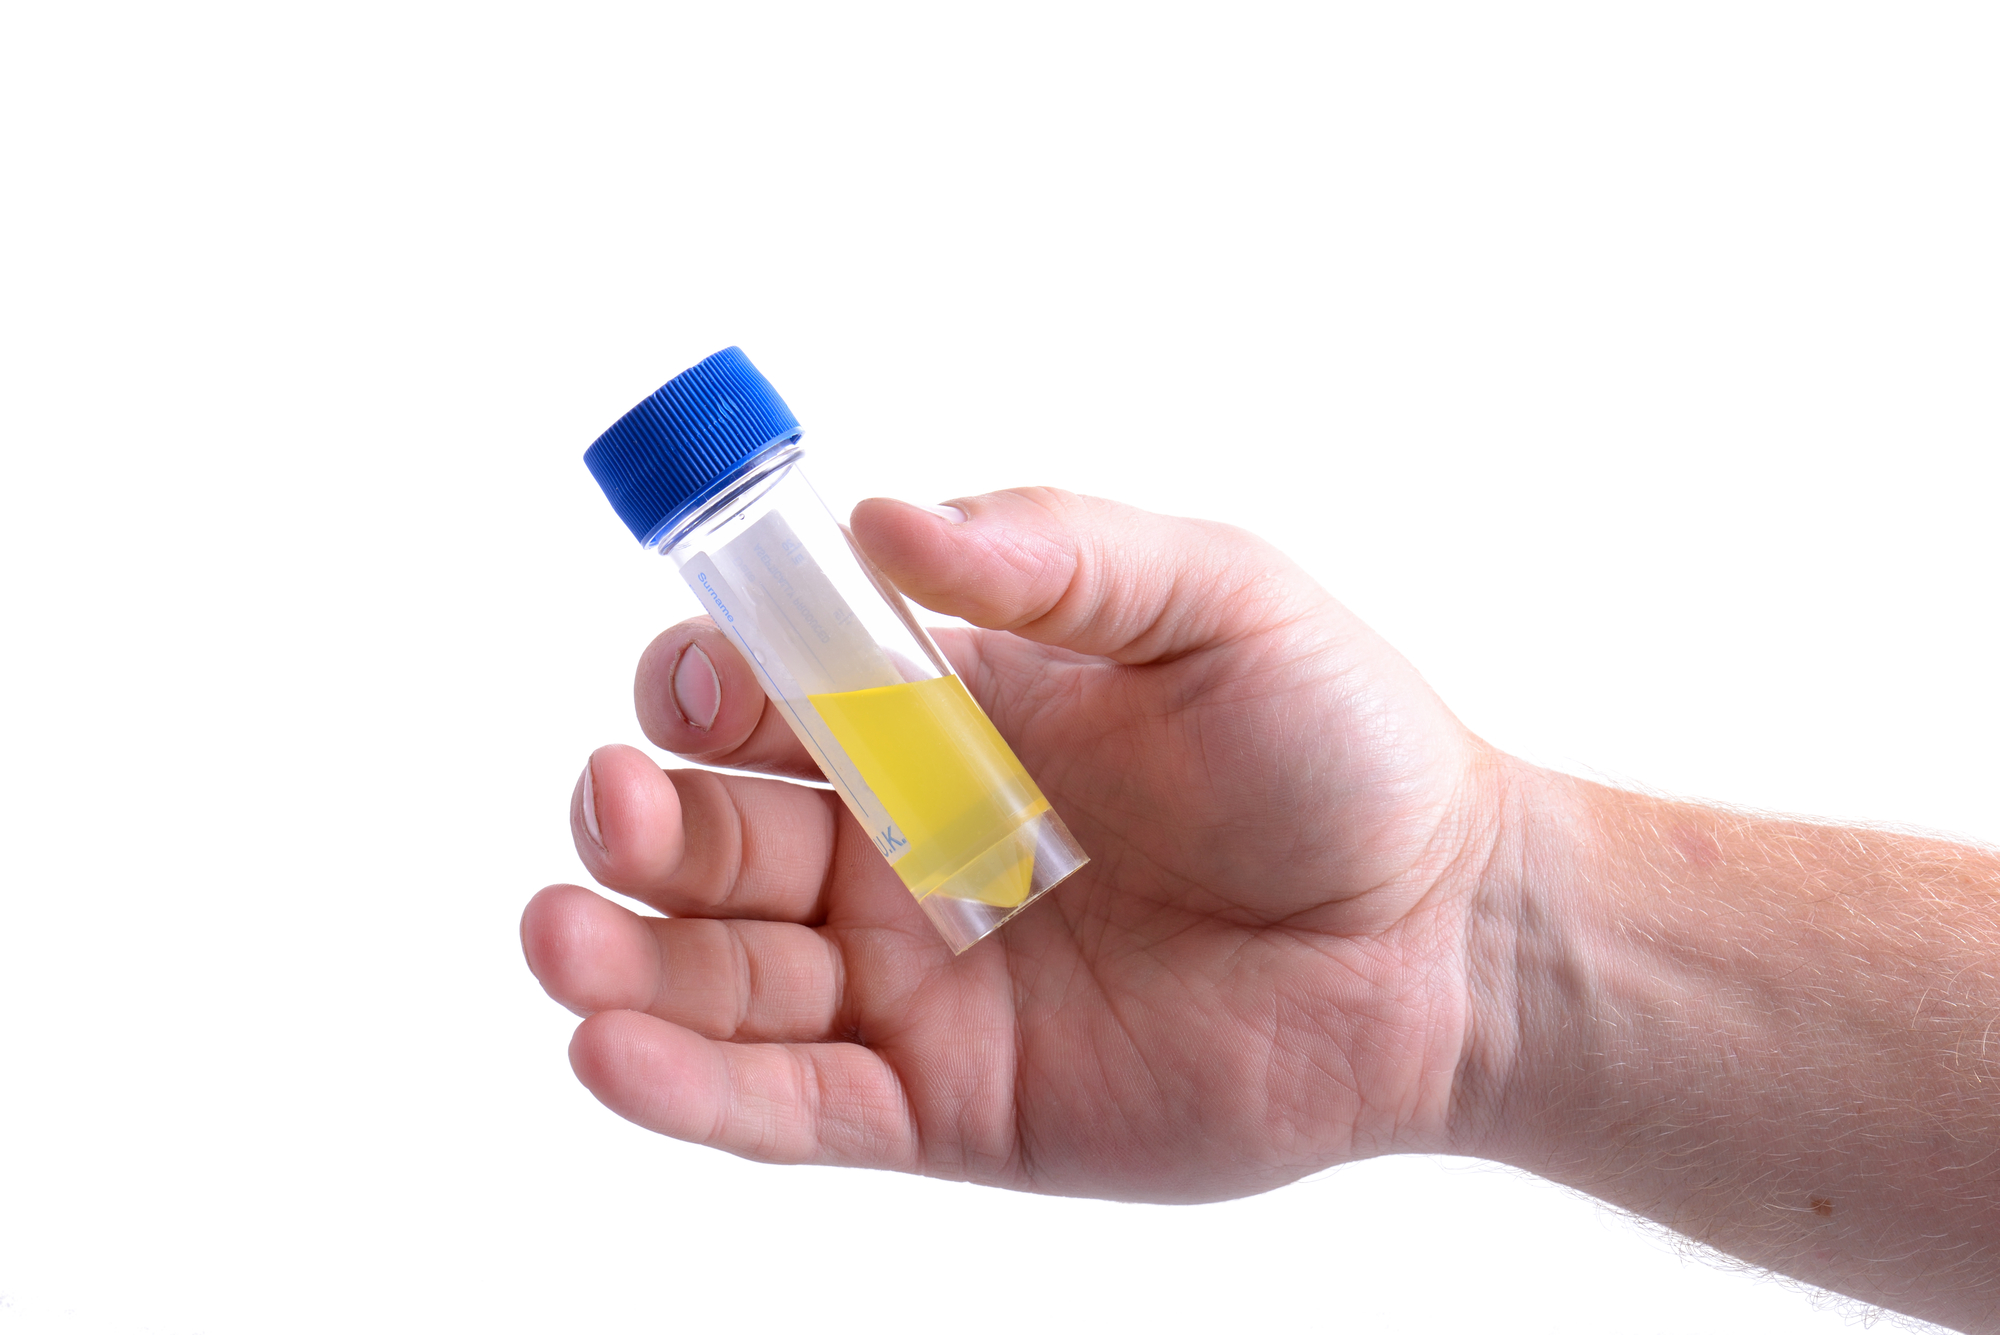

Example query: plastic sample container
[582,347,1088,952]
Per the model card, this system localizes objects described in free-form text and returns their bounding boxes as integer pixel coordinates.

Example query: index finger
[636,618,821,781]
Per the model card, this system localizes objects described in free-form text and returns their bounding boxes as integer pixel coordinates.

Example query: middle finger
[576,746,849,922]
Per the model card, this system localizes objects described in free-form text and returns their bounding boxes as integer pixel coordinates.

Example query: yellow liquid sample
[809,675,1051,907]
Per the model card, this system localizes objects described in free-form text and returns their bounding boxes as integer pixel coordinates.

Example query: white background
[1,3,1995,1332]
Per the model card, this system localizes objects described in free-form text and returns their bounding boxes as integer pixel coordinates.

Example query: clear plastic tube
[651,442,1087,953]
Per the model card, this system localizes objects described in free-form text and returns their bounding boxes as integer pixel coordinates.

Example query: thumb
[849,488,1323,665]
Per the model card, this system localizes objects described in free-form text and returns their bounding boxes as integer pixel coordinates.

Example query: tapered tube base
[916,808,1088,954]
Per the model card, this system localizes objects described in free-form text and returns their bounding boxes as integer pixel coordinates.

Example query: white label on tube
[681,518,910,864]
[710,510,902,695]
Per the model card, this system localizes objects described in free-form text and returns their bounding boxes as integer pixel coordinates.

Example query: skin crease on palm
[520,486,1508,1203]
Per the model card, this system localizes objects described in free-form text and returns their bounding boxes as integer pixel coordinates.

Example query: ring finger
[522,883,849,1043]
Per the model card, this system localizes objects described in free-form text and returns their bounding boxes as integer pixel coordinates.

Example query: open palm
[523,489,1501,1202]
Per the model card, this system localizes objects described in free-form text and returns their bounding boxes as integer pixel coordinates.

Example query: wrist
[1435,752,2000,1330]
[1444,754,1598,1165]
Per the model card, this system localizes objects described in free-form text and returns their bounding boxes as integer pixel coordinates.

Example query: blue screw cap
[584,347,802,545]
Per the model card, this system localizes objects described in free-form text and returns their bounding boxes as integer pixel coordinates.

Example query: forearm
[1459,761,2000,1332]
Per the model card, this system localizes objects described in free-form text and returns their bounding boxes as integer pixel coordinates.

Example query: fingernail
[920,502,968,524]
[579,758,606,854]
[672,642,721,730]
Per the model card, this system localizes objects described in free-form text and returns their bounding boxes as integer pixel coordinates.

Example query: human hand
[522,488,1511,1202]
